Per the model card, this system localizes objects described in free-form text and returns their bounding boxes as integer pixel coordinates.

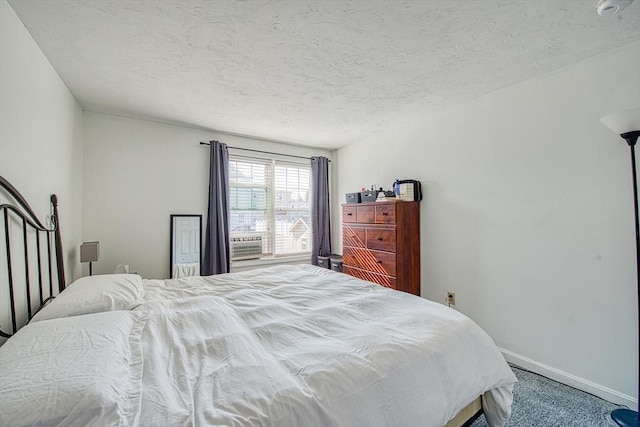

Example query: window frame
[228,153,312,263]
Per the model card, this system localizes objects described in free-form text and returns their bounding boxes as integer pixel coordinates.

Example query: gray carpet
[470,365,630,427]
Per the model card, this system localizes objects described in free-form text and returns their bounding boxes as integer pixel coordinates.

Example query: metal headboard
[0,175,66,338]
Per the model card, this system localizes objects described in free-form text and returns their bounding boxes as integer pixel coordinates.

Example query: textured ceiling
[7,0,640,149]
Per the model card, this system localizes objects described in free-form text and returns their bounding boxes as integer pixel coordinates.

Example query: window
[229,156,311,261]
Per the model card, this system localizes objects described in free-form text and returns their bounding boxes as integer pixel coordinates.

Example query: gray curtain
[311,156,331,265]
[202,140,230,275]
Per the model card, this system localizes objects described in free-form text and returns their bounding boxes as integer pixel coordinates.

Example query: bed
[0,175,516,427]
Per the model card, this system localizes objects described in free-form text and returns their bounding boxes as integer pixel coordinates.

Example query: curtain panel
[311,156,331,265]
[202,140,231,275]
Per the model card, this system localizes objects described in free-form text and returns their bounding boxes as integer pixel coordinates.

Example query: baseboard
[499,347,637,409]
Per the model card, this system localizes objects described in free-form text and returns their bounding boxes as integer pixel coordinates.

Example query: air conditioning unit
[230,235,263,260]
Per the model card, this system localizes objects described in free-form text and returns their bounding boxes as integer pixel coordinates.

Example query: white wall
[0,0,83,284]
[334,42,640,404]
[82,112,332,279]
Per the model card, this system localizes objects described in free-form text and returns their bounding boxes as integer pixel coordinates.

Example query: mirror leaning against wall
[170,214,202,279]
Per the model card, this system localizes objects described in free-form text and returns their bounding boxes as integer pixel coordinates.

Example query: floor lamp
[600,108,640,427]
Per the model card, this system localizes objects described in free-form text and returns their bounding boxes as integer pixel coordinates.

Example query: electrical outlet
[446,291,456,306]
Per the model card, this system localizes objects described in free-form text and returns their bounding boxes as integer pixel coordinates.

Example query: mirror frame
[170,214,203,279]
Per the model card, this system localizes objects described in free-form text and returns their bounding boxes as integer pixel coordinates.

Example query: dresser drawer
[343,206,357,223]
[366,228,396,252]
[343,247,397,277]
[375,204,396,224]
[343,266,397,289]
[342,226,366,248]
[356,205,375,223]
[343,204,394,224]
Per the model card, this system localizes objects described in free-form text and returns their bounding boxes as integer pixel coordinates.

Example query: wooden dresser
[342,201,420,296]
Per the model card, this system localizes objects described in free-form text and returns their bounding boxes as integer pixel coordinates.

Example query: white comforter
[136,264,516,427]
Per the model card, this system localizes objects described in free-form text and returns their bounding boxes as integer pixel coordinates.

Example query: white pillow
[31,274,145,322]
[0,310,148,427]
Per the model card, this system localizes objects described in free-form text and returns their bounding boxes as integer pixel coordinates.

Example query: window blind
[229,155,311,260]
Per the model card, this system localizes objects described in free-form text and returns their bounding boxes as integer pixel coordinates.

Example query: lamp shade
[80,241,100,263]
[600,108,640,135]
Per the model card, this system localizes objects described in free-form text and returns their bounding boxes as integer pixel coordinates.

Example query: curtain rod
[199,141,330,162]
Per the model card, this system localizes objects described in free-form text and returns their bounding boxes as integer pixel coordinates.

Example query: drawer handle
[382,212,388,216]
[347,213,353,216]
[376,237,383,241]
[376,259,383,264]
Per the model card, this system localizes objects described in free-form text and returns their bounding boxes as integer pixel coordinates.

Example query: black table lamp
[80,241,100,276]
[600,107,640,427]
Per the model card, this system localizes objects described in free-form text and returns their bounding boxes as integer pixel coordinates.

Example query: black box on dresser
[345,192,361,204]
